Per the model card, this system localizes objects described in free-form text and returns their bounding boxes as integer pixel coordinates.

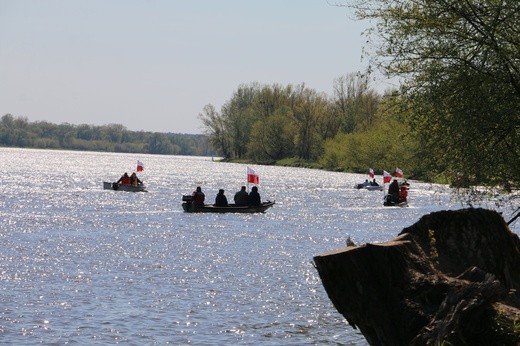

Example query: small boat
[383,194,408,207]
[354,182,383,191]
[383,180,410,206]
[181,195,275,213]
[103,181,147,192]
[383,200,408,207]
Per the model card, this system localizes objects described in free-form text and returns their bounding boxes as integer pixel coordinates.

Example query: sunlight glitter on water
[0,148,518,345]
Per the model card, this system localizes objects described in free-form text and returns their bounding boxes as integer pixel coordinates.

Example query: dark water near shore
[1,148,517,345]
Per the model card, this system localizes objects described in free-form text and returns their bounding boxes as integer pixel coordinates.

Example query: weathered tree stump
[314,208,520,345]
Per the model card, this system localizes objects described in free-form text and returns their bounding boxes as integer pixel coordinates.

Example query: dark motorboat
[383,181,410,207]
[103,181,147,192]
[383,196,409,207]
[182,195,275,213]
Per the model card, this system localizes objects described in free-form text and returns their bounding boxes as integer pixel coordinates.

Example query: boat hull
[383,194,408,207]
[103,181,147,192]
[383,201,408,207]
[364,185,383,191]
[354,183,383,191]
[182,201,275,213]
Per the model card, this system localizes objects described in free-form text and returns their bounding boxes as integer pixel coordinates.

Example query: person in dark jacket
[388,179,400,203]
[214,189,228,207]
[248,186,261,206]
[234,186,249,206]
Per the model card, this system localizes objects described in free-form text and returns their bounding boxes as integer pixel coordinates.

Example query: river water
[1,148,518,345]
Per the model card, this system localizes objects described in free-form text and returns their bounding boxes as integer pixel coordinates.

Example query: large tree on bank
[344,0,520,188]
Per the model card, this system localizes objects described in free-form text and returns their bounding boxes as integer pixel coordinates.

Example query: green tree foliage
[332,73,380,133]
[200,80,377,164]
[289,85,329,161]
[344,0,520,188]
[199,104,230,158]
[320,92,416,174]
[146,133,174,154]
[222,84,259,158]
[0,114,214,156]
[247,111,296,162]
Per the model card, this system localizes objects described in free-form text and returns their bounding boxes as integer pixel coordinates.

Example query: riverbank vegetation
[198,76,414,174]
[200,0,520,192]
[0,114,214,156]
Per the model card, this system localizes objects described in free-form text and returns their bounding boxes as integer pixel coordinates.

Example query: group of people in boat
[356,179,380,189]
[385,179,410,205]
[116,172,143,187]
[191,185,262,207]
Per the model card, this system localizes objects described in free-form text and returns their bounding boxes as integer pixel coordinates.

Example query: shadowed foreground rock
[314,208,520,345]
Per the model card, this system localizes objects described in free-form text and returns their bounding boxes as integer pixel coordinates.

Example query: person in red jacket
[117,172,131,185]
[192,186,205,206]
[399,181,410,203]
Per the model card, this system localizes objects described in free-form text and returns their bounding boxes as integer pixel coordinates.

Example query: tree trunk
[314,208,520,345]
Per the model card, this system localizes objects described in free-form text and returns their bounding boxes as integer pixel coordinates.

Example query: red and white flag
[369,168,375,179]
[137,160,144,172]
[394,167,403,178]
[383,170,392,183]
[247,167,259,184]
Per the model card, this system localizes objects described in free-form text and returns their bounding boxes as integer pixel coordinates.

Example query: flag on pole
[394,167,403,178]
[247,167,259,184]
[369,168,375,179]
[137,160,144,172]
[383,170,392,183]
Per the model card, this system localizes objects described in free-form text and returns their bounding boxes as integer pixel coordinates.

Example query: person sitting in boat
[248,186,261,206]
[234,186,249,206]
[214,189,229,207]
[192,186,205,206]
[130,172,142,187]
[388,179,400,203]
[370,179,379,186]
[116,172,131,185]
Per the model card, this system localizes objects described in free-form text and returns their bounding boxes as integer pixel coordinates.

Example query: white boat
[103,181,147,192]
[354,182,383,191]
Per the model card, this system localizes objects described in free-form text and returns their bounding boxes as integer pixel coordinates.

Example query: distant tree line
[0,114,215,156]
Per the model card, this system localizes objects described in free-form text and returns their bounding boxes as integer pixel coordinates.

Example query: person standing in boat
[248,186,261,206]
[130,172,142,187]
[117,172,131,185]
[214,189,229,207]
[192,186,205,206]
[234,186,249,206]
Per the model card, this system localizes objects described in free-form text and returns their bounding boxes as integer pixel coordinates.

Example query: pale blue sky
[0,0,386,134]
